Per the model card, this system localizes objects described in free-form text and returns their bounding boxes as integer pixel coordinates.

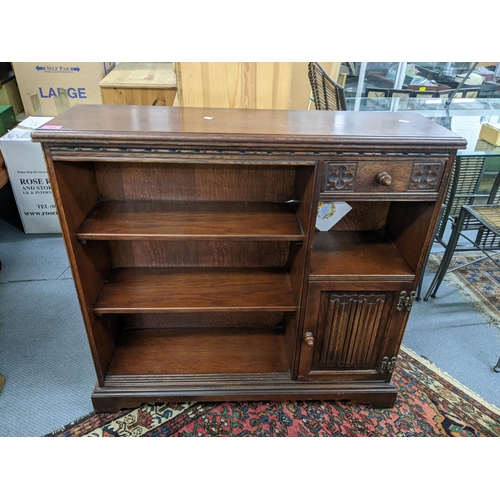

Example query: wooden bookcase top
[31,105,467,150]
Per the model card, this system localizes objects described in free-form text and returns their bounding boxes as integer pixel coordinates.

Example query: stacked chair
[308,62,347,111]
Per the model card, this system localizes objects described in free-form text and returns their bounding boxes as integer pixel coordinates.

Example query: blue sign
[35,65,81,73]
[39,87,87,99]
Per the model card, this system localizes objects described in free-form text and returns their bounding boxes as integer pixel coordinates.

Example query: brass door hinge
[396,291,416,312]
[379,356,397,374]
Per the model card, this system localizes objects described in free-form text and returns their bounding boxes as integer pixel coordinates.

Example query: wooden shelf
[94,267,297,314]
[78,200,303,241]
[107,327,289,376]
[310,231,415,280]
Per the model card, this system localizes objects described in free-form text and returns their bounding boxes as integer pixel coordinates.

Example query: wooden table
[99,62,177,107]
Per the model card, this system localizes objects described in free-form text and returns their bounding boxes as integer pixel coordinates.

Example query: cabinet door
[298,281,412,381]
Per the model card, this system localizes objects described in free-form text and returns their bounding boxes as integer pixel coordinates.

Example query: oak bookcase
[32,105,465,412]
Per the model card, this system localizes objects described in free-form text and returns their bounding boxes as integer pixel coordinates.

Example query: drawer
[321,158,446,194]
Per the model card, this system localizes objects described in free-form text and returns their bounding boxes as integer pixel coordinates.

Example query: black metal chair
[424,170,500,302]
[308,62,347,111]
[416,204,445,300]
[434,156,489,247]
[415,155,490,301]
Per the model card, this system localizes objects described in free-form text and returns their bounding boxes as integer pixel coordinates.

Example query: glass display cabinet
[342,62,500,100]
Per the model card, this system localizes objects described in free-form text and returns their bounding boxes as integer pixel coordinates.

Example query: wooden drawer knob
[376,172,392,186]
[304,331,314,347]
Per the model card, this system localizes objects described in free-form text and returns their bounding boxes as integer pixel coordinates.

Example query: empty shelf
[94,267,297,313]
[107,327,289,376]
[310,231,415,280]
[78,200,304,241]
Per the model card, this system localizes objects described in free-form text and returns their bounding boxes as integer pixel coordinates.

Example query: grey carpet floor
[405,268,500,409]
[0,185,499,436]
[0,218,95,437]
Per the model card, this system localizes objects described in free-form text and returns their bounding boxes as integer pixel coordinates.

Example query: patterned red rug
[47,346,500,437]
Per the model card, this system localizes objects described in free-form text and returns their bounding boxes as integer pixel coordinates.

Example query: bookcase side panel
[44,153,116,384]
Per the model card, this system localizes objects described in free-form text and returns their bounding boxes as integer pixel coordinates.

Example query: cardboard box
[12,62,115,116]
[0,105,17,135]
[479,122,500,146]
[0,75,24,115]
[0,117,61,233]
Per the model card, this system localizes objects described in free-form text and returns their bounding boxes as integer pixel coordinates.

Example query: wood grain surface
[310,230,415,279]
[31,105,467,150]
[95,162,298,203]
[175,62,292,109]
[99,63,177,88]
[78,200,303,240]
[108,240,291,268]
[108,327,289,375]
[94,267,297,313]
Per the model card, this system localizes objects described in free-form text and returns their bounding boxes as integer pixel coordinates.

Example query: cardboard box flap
[0,117,53,141]
[479,121,500,146]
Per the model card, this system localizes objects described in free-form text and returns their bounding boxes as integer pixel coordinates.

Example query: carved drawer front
[321,159,445,194]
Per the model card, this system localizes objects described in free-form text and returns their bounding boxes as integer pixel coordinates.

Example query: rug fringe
[400,345,500,414]
[46,411,96,436]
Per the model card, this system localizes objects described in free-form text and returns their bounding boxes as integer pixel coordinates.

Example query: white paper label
[316,201,352,231]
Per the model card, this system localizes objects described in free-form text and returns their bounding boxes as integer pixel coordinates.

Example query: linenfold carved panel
[317,293,386,369]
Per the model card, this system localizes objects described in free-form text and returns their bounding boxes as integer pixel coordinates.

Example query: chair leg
[416,238,435,301]
[416,272,424,301]
[424,208,466,301]
[416,205,446,301]
[435,216,449,246]
[494,356,500,373]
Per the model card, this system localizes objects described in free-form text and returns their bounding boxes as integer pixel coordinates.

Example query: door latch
[396,291,416,312]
